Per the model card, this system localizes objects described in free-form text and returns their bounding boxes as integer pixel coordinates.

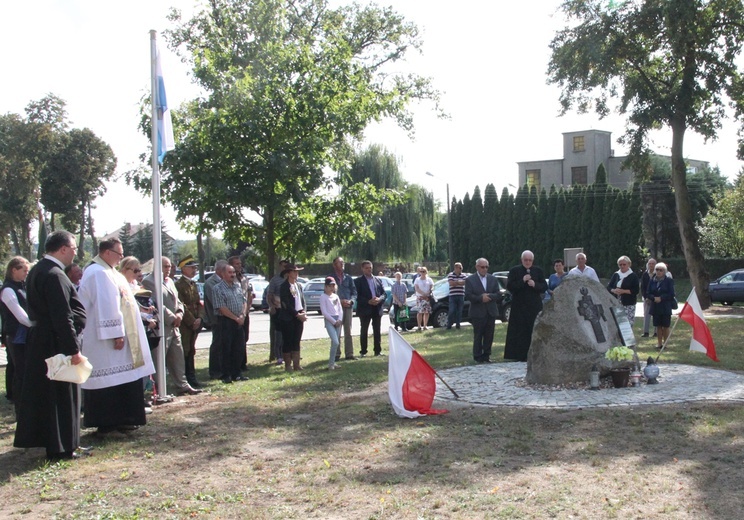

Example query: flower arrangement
[605,346,635,363]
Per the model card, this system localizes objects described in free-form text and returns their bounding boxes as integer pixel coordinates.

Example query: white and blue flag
[155,50,175,164]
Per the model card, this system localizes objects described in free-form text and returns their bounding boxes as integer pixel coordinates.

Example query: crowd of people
[0,235,676,461]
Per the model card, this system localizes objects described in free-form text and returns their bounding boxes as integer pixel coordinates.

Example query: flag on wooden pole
[679,289,719,362]
[388,329,448,418]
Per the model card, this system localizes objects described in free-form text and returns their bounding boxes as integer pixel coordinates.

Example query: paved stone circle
[435,362,744,409]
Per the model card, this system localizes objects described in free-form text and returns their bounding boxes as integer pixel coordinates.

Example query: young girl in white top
[319,277,344,369]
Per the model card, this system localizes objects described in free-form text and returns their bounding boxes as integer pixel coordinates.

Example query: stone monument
[526,275,629,385]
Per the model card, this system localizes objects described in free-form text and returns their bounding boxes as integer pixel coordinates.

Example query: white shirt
[568,265,600,282]
[320,292,342,325]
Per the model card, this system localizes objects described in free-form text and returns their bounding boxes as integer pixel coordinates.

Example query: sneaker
[276,358,284,366]
[328,364,341,370]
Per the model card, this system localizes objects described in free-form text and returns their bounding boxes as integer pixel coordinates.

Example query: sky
[2,0,743,240]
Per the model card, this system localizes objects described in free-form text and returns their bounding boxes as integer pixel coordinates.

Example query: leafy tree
[482,184,499,266]
[130,0,441,276]
[43,128,117,259]
[119,223,136,257]
[342,145,432,262]
[698,172,744,257]
[0,113,38,257]
[547,0,744,307]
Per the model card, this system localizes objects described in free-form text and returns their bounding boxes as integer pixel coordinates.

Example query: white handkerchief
[45,354,93,384]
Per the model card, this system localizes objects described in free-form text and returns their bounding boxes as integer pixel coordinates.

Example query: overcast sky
[2,0,742,240]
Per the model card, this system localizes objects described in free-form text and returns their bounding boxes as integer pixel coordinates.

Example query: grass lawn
[0,310,743,519]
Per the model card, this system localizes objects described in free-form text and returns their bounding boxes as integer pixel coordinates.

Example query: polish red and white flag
[388,329,449,418]
[679,289,719,362]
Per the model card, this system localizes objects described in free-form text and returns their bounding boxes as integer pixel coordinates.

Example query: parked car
[304,281,327,314]
[709,269,744,305]
[250,279,269,311]
[403,273,512,329]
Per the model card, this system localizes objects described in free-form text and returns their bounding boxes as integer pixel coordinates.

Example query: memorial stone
[526,275,631,385]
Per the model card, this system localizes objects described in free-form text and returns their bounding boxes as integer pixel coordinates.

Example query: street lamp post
[425,171,454,273]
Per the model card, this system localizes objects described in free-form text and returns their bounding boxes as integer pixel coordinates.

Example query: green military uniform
[174,257,204,387]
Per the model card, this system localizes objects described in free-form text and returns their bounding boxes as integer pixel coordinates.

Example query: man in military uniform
[174,256,204,388]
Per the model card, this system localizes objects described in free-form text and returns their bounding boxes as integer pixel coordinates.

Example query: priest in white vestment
[78,239,154,434]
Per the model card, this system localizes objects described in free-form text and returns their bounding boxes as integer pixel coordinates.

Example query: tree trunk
[266,206,276,278]
[10,228,20,256]
[196,227,205,280]
[87,201,98,253]
[669,121,710,308]
[78,202,86,261]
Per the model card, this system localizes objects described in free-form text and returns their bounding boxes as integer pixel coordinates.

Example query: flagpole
[150,30,168,401]
[653,290,690,364]
[433,370,459,399]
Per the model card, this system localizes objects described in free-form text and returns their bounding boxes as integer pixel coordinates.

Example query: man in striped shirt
[212,265,248,384]
[447,262,467,330]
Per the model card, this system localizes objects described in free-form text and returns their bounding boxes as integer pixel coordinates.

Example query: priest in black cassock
[504,250,547,361]
[14,231,87,461]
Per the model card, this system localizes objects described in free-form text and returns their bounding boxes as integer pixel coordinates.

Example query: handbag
[672,297,679,310]
[396,306,410,322]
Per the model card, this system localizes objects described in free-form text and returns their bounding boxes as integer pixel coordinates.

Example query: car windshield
[432,278,450,299]
[306,282,325,292]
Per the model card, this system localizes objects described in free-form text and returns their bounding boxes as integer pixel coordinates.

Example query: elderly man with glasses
[465,258,503,363]
[504,251,547,362]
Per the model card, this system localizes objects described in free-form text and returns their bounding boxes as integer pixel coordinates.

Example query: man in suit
[142,257,202,396]
[353,260,386,357]
[14,231,87,461]
[464,258,502,363]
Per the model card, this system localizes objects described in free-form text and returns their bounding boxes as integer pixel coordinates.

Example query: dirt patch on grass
[704,304,744,316]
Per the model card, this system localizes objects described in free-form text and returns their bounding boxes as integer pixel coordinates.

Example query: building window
[572,166,588,185]
[526,169,541,190]
[573,135,585,152]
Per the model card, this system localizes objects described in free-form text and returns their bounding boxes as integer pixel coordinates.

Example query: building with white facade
[517,129,708,190]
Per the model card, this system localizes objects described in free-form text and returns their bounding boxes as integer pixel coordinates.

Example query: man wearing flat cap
[174,255,204,388]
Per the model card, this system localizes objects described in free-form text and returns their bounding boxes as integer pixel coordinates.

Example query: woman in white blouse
[0,256,31,417]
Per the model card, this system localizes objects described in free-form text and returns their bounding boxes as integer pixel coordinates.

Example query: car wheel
[432,308,448,328]
[501,304,511,323]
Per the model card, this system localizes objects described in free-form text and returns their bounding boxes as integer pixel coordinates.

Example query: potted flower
[605,346,634,388]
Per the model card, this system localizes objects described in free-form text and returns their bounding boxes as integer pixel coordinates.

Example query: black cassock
[14,258,86,457]
[504,264,547,361]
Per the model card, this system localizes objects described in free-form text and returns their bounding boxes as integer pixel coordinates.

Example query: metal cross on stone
[577,287,607,343]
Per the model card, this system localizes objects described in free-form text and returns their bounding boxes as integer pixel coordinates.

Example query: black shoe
[641,333,649,338]
[344,356,357,361]
[187,378,202,389]
[456,325,460,329]
[234,375,249,381]
[46,451,77,462]
[222,377,233,384]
